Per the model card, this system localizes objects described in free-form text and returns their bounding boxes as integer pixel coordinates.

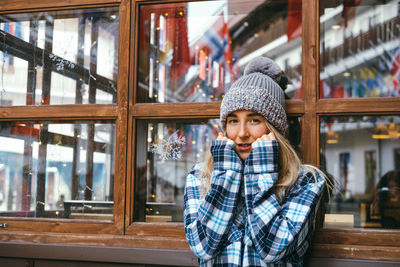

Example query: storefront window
[320,0,400,98]
[320,116,400,229]
[137,0,302,103]
[134,117,302,222]
[0,121,115,220]
[0,7,119,106]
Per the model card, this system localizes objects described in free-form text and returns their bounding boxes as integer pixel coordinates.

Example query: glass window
[0,121,115,220]
[137,0,302,103]
[320,116,400,229]
[320,0,400,98]
[134,117,302,222]
[0,7,119,106]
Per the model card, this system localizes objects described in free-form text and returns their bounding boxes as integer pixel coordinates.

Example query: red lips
[237,143,251,151]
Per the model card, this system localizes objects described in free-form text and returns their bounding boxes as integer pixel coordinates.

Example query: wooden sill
[313,228,400,247]
[0,241,197,266]
[0,228,399,262]
[310,243,400,262]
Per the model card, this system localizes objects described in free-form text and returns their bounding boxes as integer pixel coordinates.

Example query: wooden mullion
[133,102,220,118]
[0,105,118,120]
[132,100,304,118]
[1,9,118,22]
[113,0,131,234]
[301,0,318,166]
[0,0,120,12]
[285,100,305,116]
[317,98,400,115]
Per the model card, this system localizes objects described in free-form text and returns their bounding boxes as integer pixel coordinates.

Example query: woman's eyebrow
[227,114,238,118]
[248,113,262,117]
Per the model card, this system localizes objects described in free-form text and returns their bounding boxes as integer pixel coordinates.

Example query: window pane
[320,0,400,98]
[137,0,302,103]
[0,7,118,106]
[320,116,400,229]
[135,117,302,222]
[0,121,115,220]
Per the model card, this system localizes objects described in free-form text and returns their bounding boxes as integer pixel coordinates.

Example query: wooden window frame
[126,0,400,261]
[0,0,130,235]
[304,0,400,262]
[0,0,398,263]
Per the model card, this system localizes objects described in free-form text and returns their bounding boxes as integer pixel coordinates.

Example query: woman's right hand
[217,132,229,141]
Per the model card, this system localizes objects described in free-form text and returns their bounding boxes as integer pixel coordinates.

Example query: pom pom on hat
[220,56,288,135]
[243,56,284,83]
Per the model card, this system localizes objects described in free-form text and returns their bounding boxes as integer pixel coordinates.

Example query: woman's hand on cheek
[256,131,276,142]
[217,132,229,141]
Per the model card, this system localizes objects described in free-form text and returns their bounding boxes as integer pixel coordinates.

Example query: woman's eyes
[250,118,261,123]
[227,118,262,124]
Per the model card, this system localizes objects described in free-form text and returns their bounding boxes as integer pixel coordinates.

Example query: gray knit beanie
[220,56,287,134]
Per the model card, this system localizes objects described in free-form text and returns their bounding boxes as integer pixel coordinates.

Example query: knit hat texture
[220,56,287,134]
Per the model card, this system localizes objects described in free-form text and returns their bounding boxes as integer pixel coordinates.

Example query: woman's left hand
[256,131,276,142]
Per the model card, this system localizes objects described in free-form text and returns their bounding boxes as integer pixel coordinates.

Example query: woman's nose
[238,123,249,138]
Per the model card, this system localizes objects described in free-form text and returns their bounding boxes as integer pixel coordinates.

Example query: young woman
[184,57,327,266]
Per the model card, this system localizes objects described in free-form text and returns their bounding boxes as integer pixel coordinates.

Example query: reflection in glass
[138,0,302,103]
[0,121,115,220]
[0,8,119,106]
[320,0,400,98]
[320,116,400,228]
[135,117,302,222]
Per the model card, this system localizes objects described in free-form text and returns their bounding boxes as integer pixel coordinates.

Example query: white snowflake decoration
[151,130,186,161]
[49,53,76,71]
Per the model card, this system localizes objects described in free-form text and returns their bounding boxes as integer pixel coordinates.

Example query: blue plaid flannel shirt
[184,139,326,266]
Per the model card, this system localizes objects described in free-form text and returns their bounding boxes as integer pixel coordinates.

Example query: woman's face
[226,110,269,160]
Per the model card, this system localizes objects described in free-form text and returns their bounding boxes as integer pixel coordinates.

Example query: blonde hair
[200,121,324,202]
